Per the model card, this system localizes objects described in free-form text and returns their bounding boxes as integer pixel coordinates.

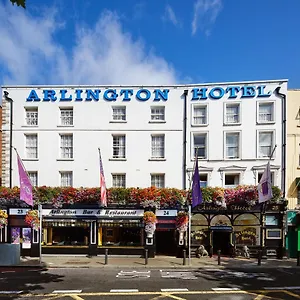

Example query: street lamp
[3,91,13,188]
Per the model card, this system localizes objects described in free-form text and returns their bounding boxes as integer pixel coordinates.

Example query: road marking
[0,291,23,294]
[110,289,139,293]
[212,288,241,291]
[254,291,265,300]
[116,270,151,278]
[264,286,300,290]
[52,290,82,293]
[1,271,15,273]
[161,289,189,292]
[283,290,300,298]
[69,295,85,300]
[160,271,197,280]
[163,294,187,300]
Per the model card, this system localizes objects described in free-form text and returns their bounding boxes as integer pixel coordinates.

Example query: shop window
[60,134,73,159]
[210,215,231,227]
[234,227,259,246]
[112,106,126,121]
[60,108,73,126]
[112,135,126,159]
[200,174,208,187]
[151,135,165,159]
[151,106,165,122]
[224,173,240,188]
[234,214,260,226]
[25,107,38,126]
[151,174,165,188]
[102,227,142,246]
[266,229,281,239]
[266,215,279,226]
[25,134,38,159]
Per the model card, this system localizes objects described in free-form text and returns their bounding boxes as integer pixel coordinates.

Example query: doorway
[155,230,176,256]
[213,230,231,255]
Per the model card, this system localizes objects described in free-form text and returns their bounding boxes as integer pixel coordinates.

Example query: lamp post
[3,91,13,188]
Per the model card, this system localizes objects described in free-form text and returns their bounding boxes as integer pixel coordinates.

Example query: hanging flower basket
[143,211,157,237]
[176,211,189,232]
[0,209,8,229]
[25,210,40,231]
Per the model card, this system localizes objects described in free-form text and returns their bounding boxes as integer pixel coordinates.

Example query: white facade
[1,80,287,191]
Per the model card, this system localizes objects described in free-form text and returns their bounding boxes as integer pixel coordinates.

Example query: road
[1,267,300,299]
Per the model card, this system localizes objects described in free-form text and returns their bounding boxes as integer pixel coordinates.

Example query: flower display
[143,211,157,236]
[176,211,189,232]
[0,185,282,208]
[0,209,8,229]
[25,210,39,231]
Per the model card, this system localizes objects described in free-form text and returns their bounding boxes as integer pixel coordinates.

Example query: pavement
[5,254,298,269]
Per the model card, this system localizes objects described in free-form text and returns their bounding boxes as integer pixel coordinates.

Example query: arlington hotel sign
[25,85,273,102]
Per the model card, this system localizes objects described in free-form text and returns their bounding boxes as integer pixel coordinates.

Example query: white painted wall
[1,80,287,191]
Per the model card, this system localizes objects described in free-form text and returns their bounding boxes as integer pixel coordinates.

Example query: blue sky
[0,0,299,87]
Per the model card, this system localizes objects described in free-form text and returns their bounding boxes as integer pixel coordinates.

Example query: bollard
[105,249,108,265]
[297,251,300,267]
[145,249,148,265]
[217,250,221,265]
[258,250,262,266]
[183,249,186,265]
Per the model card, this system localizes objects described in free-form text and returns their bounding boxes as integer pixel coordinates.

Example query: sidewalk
[11,255,298,270]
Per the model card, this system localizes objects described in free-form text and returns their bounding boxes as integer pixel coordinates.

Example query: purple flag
[17,154,33,206]
[258,162,273,203]
[191,158,203,207]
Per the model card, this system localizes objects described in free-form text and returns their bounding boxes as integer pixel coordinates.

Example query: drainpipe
[183,90,188,190]
[274,87,286,199]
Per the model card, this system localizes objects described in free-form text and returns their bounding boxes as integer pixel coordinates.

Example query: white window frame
[224,102,241,125]
[25,134,38,159]
[60,107,74,126]
[150,106,165,122]
[151,134,165,159]
[112,135,126,159]
[150,173,165,188]
[192,104,208,126]
[192,132,208,160]
[28,171,38,187]
[25,107,38,126]
[257,130,275,159]
[256,170,275,186]
[224,131,241,160]
[112,174,126,188]
[112,106,126,122]
[60,134,73,159]
[199,173,208,187]
[60,171,73,187]
[257,101,275,124]
[223,173,241,188]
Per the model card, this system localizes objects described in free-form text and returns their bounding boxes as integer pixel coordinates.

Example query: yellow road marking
[162,293,187,300]
[149,295,168,300]
[283,290,300,298]
[69,295,85,300]
[254,291,266,300]
[38,295,65,300]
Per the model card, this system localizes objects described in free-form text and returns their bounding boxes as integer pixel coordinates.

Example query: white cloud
[192,0,222,36]
[162,4,181,27]
[0,3,180,85]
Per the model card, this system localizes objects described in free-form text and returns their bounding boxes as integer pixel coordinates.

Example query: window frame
[223,172,241,188]
[224,131,241,160]
[59,134,74,160]
[112,134,126,159]
[59,107,74,126]
[24,107,38,126]
[28,171,38,187]
[257,130,275,159]
[112,173,126,188]
[223,102,241,125]
[111,106,126,122]
[150,106,166,123]
[191,104,208,126]
[25,134,38,159]
[151,134,165,159]
[256,170,275,186]
[257,101,275,124]
[150,173,165,188]
[191,132,208,160]
[60,171,73,187]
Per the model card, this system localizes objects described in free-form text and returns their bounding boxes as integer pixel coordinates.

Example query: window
[151,107,165,121]
[112,135,126,159]
[60,134,73,159]
[258,171,275,186]
[258,102,274,123]
[224,174,240,188]
[200,174,208,187]
[225,103,240,124]
[25,134,38,158]
[193,133,207,159]
[60,108,73,126]
[151,135,165,159]
[258,131,274,158]
[225,132,240,159]
[266,229,281,239]
[28,171,38,186]
[112,174,126,188]
[151,174,165,188]
[25,108,38,126]
[112,106,126,121]
[193,105,207,125]
[60,171,73,187]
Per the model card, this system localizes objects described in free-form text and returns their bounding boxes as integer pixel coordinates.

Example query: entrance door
[155,230,176,256]
[213,231,231,255]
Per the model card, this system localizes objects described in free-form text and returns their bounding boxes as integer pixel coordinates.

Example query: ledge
[56,158,74,161]
[148,121,166,124]
[109,121,127,124]
[148,158,166,161]
[22,158,39,161]
[57,125,74,128]
[109,158,127,161]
